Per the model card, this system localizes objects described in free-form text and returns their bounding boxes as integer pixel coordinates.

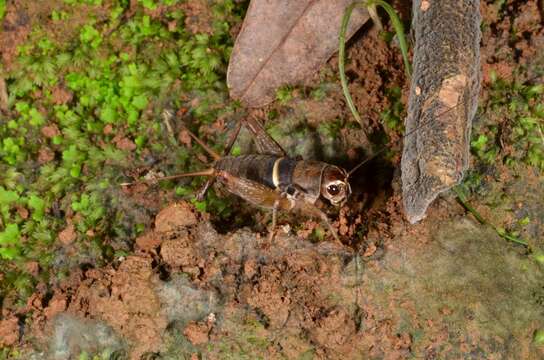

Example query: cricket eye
[327,184,340,196]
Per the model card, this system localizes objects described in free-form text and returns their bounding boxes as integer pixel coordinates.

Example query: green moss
[0,0,245,304]
[212,315,272,359]
[380,86,404,131]
[534,329,544,345]
[317,118,343,138]
[0,0,5,21]
[474,74,544,170]
[276,85,294,104]
[457,72,544,249]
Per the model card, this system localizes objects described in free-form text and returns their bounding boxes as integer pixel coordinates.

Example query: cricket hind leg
[196,120,243,201]
[242,116,287,157]
[163,108,223,162]
[180,125,221,161]
[165,108,243,200]
[198,115,284,200]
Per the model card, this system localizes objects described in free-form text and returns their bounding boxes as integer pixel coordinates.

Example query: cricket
[158,109,356,243]
[135,102,462,244]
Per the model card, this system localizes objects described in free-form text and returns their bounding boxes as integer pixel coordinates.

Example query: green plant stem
[452,186,528,246]
[339,1,411,125]
[339,2,362,125]
[371,0,411,77]
[452,186,486,224]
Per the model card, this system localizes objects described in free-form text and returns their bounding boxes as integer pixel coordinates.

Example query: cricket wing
[218,170,287,210]
[243,117,286,156]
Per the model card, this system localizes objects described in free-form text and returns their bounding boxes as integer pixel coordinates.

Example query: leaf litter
[227,0,369,107]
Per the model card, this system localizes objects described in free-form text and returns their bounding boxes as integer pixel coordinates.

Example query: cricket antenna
[347,100,466,178]
[162,109,221,161]
[120,168,215,186]
[347,150,383,178]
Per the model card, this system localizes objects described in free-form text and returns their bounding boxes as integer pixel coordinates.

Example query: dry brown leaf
[227,0,369,107]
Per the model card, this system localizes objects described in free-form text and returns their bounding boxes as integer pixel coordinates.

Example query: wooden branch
[401,0,482,223]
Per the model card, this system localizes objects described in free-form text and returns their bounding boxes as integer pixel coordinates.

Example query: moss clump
[0,0,244,306]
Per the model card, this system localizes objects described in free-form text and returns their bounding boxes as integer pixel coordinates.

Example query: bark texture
[401,0,481,223]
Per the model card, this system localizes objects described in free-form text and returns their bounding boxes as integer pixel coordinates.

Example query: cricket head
[320,165,351,206]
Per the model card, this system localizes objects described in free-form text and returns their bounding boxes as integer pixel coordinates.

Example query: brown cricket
[160,109,360,242]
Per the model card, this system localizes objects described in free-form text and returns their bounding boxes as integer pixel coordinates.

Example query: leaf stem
[453,186,528,246]
[370,0,412,78]
[339,2,362,125]
[339,1,411,125]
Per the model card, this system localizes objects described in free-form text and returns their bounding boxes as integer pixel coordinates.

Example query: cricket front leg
[298,201,343,246]
[268,200,280,243]
[318,209,342,246]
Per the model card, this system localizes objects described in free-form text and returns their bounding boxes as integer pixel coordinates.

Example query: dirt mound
[22,200,542,359]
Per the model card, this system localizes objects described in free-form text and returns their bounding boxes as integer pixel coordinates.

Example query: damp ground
[0,1,543,359]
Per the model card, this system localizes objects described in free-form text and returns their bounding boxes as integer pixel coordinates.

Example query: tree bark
[401,0,481,223]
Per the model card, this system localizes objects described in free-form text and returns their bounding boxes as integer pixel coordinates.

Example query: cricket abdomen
[215,154,280,189]
[213,154,289,210]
